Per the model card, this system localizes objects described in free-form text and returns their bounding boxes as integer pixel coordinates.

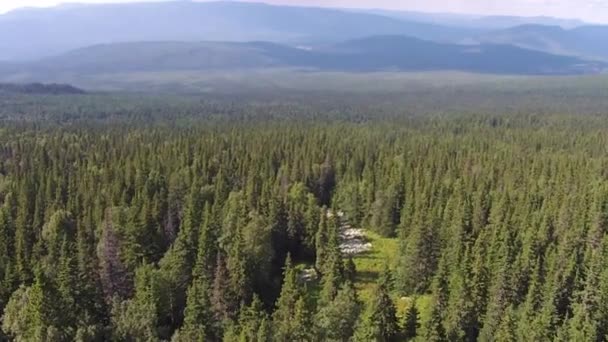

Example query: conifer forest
[1,82,608,342]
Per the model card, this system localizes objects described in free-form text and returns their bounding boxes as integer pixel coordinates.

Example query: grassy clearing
[351,230,433,322]
[350,230,399,302]
[299,228,433,322]
[396,294,433,324]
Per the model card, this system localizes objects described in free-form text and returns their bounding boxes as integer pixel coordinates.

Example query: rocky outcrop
[336,212,372,256]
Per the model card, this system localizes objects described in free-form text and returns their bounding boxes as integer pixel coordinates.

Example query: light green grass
[350,230,433,323]
[350,230,399,303]
[396,294,433,324]
[300,228,433,322]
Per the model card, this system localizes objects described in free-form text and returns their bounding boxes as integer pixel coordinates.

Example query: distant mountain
[472,16,586,29]
[317,36,598,74]
[0,37,600,79]
[477,24,608,60]
[0,1,475,61]
[363,10,586,30]
[0,82,85,94]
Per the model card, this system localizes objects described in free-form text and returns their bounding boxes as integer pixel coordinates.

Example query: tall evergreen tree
[315,281,361,342]
[272,255,301,342]
[401,300,419,341]
[173,278,211,342]
[354,268,398,342]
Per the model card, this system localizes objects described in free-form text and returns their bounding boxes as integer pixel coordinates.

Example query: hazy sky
[1,0,607,23]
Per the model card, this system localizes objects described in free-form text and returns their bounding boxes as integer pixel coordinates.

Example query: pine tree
[344,257,357,284]
[445,250,479,341]
[565,302,598,341]
[318,251,344,306]
[41,210,77,272]
[0,205,15,309]
[210,253,231,334]
[97,208,132,302]
[232,295,268,342]
[112,264,162,342]
[291,297,315,341]
[272,254,301,341]
[396,215,439,294]
[354,268,398,342]
[423,258,449,342]
[315,209,329,273]
[55,238,79,336]
[315,281,361,341]
[14,180,34,283]
[2,271,60,341]
[477,235,513,341]
[401,300,419,341]
[596,250,608,340]
[182,182,204,252]
[256,317,272,342]
[423,300,447,342]
[192,203,217,281]
[174,278,211,342]
[494,305,518,342]
[304,194,320,253]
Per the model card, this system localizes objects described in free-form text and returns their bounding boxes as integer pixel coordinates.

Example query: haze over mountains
[0,0,607,85]
[2,37,588,75]
[476,25,608,61]
[0,1,477,61]
[362,10,587,30]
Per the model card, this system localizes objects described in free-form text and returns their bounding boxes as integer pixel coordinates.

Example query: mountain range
[1,37,599,77]
[0,82,85,95]
[0,1,476,61]
[0,0,606,81]
[361,10,586,30]
[476,25,608,60]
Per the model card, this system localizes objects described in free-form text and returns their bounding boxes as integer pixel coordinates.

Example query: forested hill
[476,24,608,60]
[0,37,601,77]
[0,93,608,340]
[1,0,606,68]
[0,83,85,95]
[0,1,473,61]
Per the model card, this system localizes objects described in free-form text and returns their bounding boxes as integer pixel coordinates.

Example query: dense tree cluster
[1,94,608,341]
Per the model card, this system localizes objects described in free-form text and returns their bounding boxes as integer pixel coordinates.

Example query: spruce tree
[401,300,419,341]
[2,271,60,341]
[174,278,211,342]
[354,268,398,342]
[315,281,361,341]
[272,254,300,341]
[494,305,518,342]
[291,297,315,342]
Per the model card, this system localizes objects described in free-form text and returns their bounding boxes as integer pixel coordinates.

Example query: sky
[0,0,607,23]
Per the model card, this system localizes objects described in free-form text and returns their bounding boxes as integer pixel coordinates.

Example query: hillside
[0,82,85,95]
[477,24,608,60]
[364,10,586,29]
[0,1,473,61]
[321,35,595,74]
[1,1,605,67]
[0,36,599,83]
